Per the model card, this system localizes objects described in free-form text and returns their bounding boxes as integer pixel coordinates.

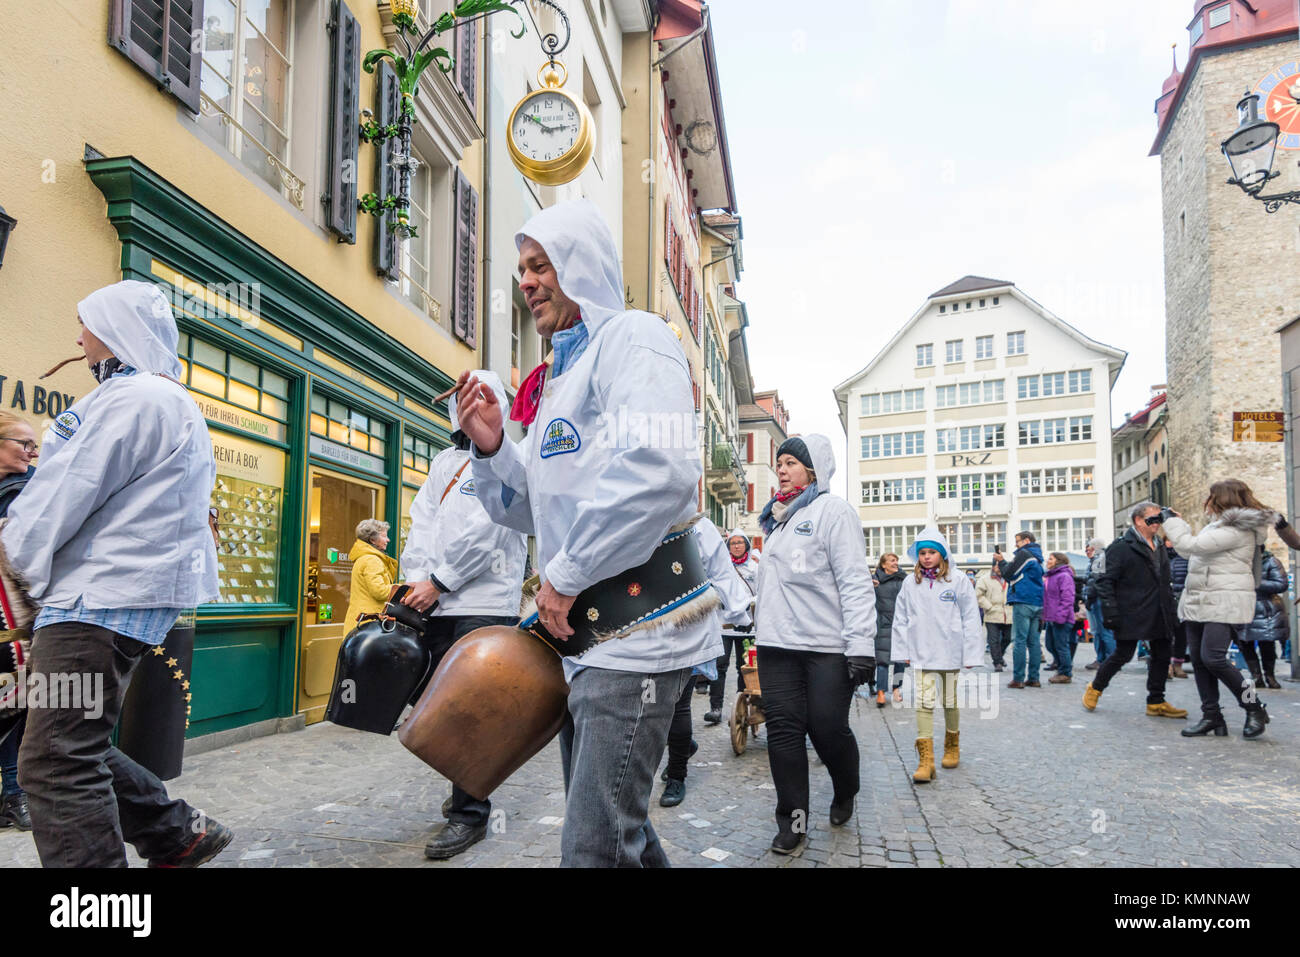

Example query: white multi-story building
[833,276,1127,568]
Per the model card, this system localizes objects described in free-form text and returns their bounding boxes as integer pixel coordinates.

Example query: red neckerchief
[775,485,805,504]
[510,361,548,427]
[731,550,749,566]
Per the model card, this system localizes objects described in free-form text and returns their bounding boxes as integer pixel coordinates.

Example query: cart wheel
[730,693,748,755]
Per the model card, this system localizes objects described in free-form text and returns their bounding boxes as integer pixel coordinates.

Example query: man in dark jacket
[995,532,1045,689]
[1083,538,1114,671]
[1084,502,1186,718]
[871,557,907,704]
[1165,540,1190,679]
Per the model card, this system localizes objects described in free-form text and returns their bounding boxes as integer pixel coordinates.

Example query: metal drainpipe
[1286,370,1298,680]
[646,29,655,310]
[481,18,493,372]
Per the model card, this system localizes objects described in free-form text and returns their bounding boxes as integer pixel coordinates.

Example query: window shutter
[326,0,360,244]
[374,60,399,281]
[108,0,205,113]
[453,169,480,348]
[746,432,753,462]
[747,484,755,511]
[456,19,477,110]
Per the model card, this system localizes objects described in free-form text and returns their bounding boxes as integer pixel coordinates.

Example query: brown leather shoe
[1146,701,1188,719]
[1025,681,1042,688]
[1006,680,1025,689]
[1048,674,1072,684]
[1170,661,1189,679]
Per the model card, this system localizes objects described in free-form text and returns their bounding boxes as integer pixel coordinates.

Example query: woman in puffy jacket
[1162,479,1274,739]
[1042,553,1078,683]
[1237,548,1287,689]
[754,434,876,855]
[871,553,907,707]
[976,562,1012,672]
[343,519,399,625]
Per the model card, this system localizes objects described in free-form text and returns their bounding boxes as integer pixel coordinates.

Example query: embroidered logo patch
[539,418,581,458]
[52,411,80,441]
[939,589,957,602]
[459,479,476,495]
[794,520,814,536]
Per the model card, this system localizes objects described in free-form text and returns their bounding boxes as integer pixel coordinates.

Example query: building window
[400,148,437,317]
[1017,376,1038,400]
[310,393,387,456]
[975,335,993,359]
[938,379,1004,408]
[1068,369,1092,393]
[181,334,291,424]
[936,385,956,408]
[937,428,958,453]
[1044,417,1067,444]
[1042,518,1070,552]
[966,301,973,310]
[939,305,946,314]
[916,343,934,367]
[865,524,927,560]
[1071,518,1096,551]
[199,0,297,195]
[979,298,986,308]
[945,339,963,363]
[1189,16,1204,43]
[1042,372,1066,396]
[1069,416,1093,442]
[905,431,924,455]
[1018,420,1041,446]
[861,388,924,416]
[1007,331,1026,355]
[862,477,927,505]
[1207,3,1230,28]
[992,297,1000,306]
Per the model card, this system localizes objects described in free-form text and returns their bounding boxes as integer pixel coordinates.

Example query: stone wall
[1162,41,1297,533]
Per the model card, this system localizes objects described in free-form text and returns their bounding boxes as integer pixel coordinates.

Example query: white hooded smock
[753,434,877,657]
[400,371,527,617]
[890,527,985,670]
[470,200,718,675]
[693,520,753,629]
[2,281,219,609]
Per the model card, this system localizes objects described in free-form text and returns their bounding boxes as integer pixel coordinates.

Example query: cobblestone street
[5,659,1299,868]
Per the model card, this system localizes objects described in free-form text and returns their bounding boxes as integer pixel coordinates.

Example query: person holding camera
[1083,502,1187,720]
[1162,480,1275,739]
[994,532,1045,688]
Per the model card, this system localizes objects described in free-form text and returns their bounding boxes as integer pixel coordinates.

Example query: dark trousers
[1186,621,1251,717]
[0,710,24,795]
[985,622,1011,666]
[1091,634,1171,705]
[18,622,196,867]
[1171,621,1188,661]
[664,674,697,782]
[757,645,859,822]
[420,613,517,826]
[709,632,748,710]
[1235,637,1278,677]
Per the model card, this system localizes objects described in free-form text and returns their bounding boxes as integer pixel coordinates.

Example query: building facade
[834,277,1126,569]
[1152,0,1299,521]
[1112,389,1169,531]
[738,389,791,551]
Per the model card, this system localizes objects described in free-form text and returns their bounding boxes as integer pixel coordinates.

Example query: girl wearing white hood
[753,434,876,855]
[890,528,985,783]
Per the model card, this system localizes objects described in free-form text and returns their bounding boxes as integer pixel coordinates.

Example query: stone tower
[1152,0,1300,516]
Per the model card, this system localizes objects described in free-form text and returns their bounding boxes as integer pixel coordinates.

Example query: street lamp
[1222,91,1300,212]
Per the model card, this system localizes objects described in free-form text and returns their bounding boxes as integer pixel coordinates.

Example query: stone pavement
[4,654,1300,868]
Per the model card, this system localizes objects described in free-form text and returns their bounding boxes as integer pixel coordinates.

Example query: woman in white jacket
[891,528,985,783]
[1162,480,1276,739]
[754,435,876,855]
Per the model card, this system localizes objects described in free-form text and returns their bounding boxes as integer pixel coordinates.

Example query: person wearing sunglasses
[0,409,39,832]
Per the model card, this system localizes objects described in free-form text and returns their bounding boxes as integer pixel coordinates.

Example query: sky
[707,0,1201,496]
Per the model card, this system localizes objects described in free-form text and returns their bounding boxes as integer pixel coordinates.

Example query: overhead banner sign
[191,390,287,443]
[1232,411,1284,443]
[310,434,386,475]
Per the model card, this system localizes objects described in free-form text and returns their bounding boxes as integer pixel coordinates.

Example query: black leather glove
[846,656,876,688]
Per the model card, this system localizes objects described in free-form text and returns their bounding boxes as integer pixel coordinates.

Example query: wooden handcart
[728,661,766,755]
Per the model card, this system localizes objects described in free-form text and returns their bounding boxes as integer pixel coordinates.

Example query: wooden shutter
[453,169,479,348]
[326,0,360,244]
[456,19,477,110]
[108,0,205,114]
[747,484,755,511]
[746,432,754,463]
[374,60,399,280]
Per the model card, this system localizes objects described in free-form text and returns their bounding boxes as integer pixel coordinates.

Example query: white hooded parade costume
[693,521,754,630]
[890,527,985,671]
[721,528,758,635]
[753,434,877,658]
[2,281,219,611]
[400,370,527,617]
[470,200,720,675]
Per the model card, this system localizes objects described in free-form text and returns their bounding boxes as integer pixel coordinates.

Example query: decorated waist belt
[520,525,720,658]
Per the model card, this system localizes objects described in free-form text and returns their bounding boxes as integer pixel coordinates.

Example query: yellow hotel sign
[1232,411,1284,443]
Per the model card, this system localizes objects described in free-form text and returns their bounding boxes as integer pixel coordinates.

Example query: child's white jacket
[891,570,985,670]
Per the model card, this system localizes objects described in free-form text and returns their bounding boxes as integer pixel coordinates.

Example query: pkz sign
[948,453,993,467]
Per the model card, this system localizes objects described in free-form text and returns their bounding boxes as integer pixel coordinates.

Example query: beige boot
[941,731,960,769]
[913,738,935,783]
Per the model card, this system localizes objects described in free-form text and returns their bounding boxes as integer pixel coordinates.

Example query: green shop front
[86,155,456,734]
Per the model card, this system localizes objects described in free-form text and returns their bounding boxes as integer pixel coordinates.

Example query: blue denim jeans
[558,665,693,867]
[1047,621,1075,677]
[1012,603,1042,683]
[1087,600,1115,663]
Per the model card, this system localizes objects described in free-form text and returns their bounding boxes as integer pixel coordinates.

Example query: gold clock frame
[507,62,595,186]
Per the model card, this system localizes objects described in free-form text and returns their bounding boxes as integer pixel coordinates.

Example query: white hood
[515,199,625,336]
[802,433,837,488]
[906,525,951,564]
[448,369,507,434]
[78,280,183,379]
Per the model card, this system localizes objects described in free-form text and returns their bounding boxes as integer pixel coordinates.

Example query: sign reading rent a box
[1232,411,1284,442]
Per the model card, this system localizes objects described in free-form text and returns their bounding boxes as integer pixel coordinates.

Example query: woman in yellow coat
[344,519,399,625]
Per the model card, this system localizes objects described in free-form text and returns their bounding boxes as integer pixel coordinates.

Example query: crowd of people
[0,200,1294,869]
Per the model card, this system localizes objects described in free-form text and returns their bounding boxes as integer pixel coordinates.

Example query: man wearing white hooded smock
[396,369,527,861]
[451,200,720,867]
[0,280,230,868]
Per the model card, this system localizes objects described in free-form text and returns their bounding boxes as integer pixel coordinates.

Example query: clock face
[1254,61,1300,150]
[511,92,581,163]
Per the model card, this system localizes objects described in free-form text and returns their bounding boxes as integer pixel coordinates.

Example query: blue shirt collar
[550,318,589,378]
